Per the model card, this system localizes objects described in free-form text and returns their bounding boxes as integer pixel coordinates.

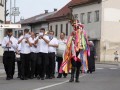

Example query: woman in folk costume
[69,31,82,82]
[59,20,87,82]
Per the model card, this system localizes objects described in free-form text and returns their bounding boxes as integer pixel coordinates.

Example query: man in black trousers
[18,29,32,80]
[2,29,17,80]
[35,28,50,80]
[46,30,58,79]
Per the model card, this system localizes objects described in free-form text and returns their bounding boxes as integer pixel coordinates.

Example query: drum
[56,43,66,57]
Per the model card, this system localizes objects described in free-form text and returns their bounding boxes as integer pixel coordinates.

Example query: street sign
[12,7,19,12]
[0,24,21,29]
[11,12,20,16]
[12,7,20,16]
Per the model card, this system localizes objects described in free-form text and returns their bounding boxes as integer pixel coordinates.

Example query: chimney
[20,17,24,23]
[54,8,57,11]
[45,10,48,14]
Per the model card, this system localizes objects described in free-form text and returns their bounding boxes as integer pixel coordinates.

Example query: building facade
[70,0,120,61]
[16,11,56,38]
[0,0,5,55]
[47,1,73,39]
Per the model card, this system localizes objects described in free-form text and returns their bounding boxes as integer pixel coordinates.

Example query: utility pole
[10,0,12,24]
[14,0,16,23]
[4,0,7,24]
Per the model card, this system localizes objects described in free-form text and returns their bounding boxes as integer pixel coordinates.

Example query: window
[66,23,68,36]
[80,13,85,24]
[50,25,52,30]
[74,14,78,20]
[87,12,92,23]
[14,31,17,38]
[55,25,58,37]
[60,24,63,33]
[95,10,99,22]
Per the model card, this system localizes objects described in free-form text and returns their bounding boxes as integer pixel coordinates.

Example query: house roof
[47,1,72,21]
[47,0,100,21]
[17,11,57,25]
[70,0,101,7]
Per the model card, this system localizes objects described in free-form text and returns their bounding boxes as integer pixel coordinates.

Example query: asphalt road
[0,64,120,90]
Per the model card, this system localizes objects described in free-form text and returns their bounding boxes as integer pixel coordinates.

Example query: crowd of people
[1,28,96,83]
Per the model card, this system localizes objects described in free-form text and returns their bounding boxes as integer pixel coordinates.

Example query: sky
[6,0,70,22]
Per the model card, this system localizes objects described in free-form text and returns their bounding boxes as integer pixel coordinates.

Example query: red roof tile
[47,1,72,21]
[70,0,100,7]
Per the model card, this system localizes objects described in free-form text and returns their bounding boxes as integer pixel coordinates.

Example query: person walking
[2,29,18,80]
[46,30,58,79]
[56,32,67,78]
[18,28,32,80]
[35,28,50,80]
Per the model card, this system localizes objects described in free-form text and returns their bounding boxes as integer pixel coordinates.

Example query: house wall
[32,23,48,33]
[72,3,102,61]
[49,20,73,38]
[101,0,120,61]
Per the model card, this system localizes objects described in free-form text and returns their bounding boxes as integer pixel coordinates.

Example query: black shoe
[45,75,49,79]
[69,78,74,82]
[49,76,53,79]
[63,76,66,78]
[75,78,79,83]
[37,76,40,80]
[24,77,28,80]
[87,70,89,73]
[90,71,92,74]
[30,76,34,79]
[10,76,13,79]
[6,77,11,80]
[20,76,25,80]
[41,77,45,80]
[52,76,55,78]
[57,75,62,78]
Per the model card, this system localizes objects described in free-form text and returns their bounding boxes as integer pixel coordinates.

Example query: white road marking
[96,68,104,70]
[109,68,118,70]
[33,74,86,90]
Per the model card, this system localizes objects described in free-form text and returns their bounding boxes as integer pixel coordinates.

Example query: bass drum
[56,43,66,57]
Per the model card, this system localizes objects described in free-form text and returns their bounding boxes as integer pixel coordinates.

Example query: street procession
[1,17,96,82]
[1,0,120,90]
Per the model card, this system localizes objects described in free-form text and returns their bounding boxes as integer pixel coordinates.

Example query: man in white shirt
[35,28,50,80]
[29,32,38,79]
[56,32,67,78]
[46,30,58,79]
[18,28,32,80]
[2,29,18,80]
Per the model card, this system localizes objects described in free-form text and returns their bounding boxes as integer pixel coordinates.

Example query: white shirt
[29,37,37,53]
[37,35,49,53]
[1,36,18,52]
[58,39,67,44]
[48,37,58,53]
[19,35,31,54]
